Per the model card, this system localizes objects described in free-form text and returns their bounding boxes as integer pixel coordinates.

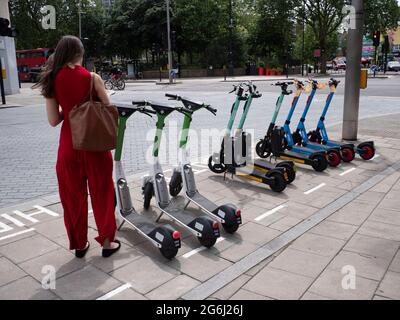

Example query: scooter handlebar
[165,93,180,100]
[205,105,218,116]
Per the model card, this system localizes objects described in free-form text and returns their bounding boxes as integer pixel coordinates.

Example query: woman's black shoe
[102,240,121,258]
[75,242,90,259]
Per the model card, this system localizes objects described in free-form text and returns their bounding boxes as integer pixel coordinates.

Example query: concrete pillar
[0,0,20,95]
[342,0,363,140]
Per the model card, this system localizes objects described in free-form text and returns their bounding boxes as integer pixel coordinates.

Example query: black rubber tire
[222,223,239,234]
[116,79,126,91]
[159,247,179,260]
[104,79,113,90]
[311,154,328,172]
[267,171,287,193]
[360,145,376,161]
[208,155,227,174]
[256,140,271,158]
[341,147,356,162]
[276,163,296,184]
[327,150,341,167]
[169,171,183,197]
[198,235,217,248]
[143,182,154,210]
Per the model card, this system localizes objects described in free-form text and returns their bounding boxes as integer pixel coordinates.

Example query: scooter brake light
[172,231,181,240]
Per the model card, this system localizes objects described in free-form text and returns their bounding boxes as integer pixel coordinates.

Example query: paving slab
[310,220,358,241]
[242,267,314,300]
[376,271,400,300]
[389,251,400,273]
[0,234,59,264]
[0,276,58,300]
[308,268,379,300]
[268,248,332,278]
[358,220,400,242]
[229,288,272,300]
[211,274,251,300]
[54,265,122,300]
[327,250,392,281]
[145,275,200,300]
[0,257,27,287]
[290,233,346,258]
[111,256,180,294]
[18,247,86,281]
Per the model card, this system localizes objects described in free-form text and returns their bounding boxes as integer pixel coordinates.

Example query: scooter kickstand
[117,220,126,231]
[184,200,191,210]
[155,212,164,223]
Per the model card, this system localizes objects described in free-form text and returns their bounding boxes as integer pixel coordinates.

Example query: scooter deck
[187,191,218,213]
[161,201,207,226]
[232,166,273,184]
[121,211,165,235]
[252,159,278,171]
[303,141,340,152]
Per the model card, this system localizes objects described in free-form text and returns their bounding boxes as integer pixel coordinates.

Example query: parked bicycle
[104,67,126,91]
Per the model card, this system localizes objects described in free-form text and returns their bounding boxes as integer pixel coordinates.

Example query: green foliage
[364,0,400,34]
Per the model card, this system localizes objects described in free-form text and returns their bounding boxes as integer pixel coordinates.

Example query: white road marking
[304,183,326,195]
[254,205,286,222]
[194,169,208,175]
[372,154,380,160]
[340,168,357,176]
[96,283,132,300]
[13,210,39,223]
[1,214,25,227]
[182,237,225,259]
[192,163,209,169]
[0,221,13,233]
[33,205,59,217]
[0,228,35,242]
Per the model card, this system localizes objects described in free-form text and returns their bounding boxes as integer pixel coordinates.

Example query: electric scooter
[307,79,376,161]
[140,100,221,248]
[114,103,181,259]
[290,80,342,166]
[165,93,242,234]
[235,82,296,184]
[208,83,288,193]
[256,81,329,172]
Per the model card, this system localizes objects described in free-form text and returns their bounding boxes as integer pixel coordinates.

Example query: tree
[364,0,400,35]
[296,0,346,74]
[248,0,296,67]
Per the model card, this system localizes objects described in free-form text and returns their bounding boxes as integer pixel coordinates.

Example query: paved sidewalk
[0,126,399,300]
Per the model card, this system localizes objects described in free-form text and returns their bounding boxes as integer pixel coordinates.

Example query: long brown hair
[33,35,84,98]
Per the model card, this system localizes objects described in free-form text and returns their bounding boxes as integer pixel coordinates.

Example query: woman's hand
[93,73,111,105]
[46,98,63,127]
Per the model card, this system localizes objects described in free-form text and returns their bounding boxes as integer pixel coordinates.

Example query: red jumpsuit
[54,65,116,250]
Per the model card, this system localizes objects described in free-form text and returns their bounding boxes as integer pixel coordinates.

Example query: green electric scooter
[166,93,242,234]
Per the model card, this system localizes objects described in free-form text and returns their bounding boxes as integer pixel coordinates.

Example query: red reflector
[212,222,219,229]
[235,210,241,217]
[172,231,181,240]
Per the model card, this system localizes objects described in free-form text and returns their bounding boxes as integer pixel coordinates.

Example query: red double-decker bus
[16,48,54,82]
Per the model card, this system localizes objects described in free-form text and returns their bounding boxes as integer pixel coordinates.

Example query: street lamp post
[166,0,173,84]
[342,0,364,140]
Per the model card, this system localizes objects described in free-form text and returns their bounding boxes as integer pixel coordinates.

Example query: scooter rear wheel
[360,145,376,161]
[256,140,271,158]
[169,171,183,197]
[143,182,154,210]
[276,163,296,184]
[222,222,239,234]
[327,150,341,167]
[341,147,356,162]
[208,156,227,174]
[311,154,328,172]
[267,171,287,193]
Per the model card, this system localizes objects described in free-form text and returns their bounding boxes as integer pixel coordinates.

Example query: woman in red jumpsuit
[34,36,120,258]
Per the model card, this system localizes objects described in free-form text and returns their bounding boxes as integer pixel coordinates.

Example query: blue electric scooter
[307,79,376,161]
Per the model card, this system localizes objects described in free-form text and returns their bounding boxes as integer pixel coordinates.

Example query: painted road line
[192,163,209,169]
[13,210,39,223]
[340,168,357,176]
[1,214,25,227]
[96,283,132,300]
[0,228,35,242]
[0,221,13,233]
[254,205,286,222]
[183,237,226,259]
[194,169,208,175]
[304,183,326,195]
[33,205,60,217]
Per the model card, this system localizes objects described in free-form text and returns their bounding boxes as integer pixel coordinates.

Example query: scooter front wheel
[143,182,154,210]
[276,163,296,184]
[208,156,227,174]
[169,171,183,197]
[256,140,271,158]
